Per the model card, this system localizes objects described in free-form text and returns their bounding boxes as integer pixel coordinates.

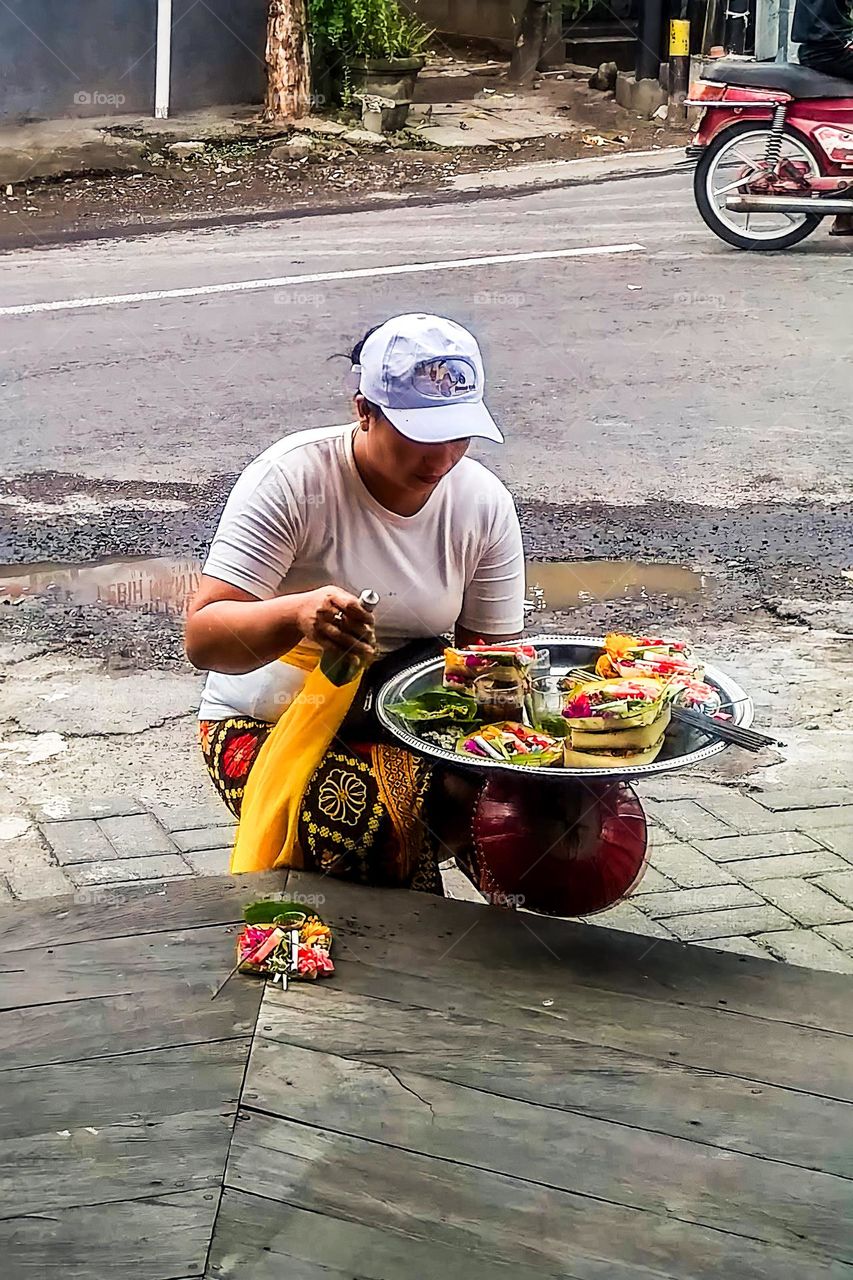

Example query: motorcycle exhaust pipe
[727,194,853,215]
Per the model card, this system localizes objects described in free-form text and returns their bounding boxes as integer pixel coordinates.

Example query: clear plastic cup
[530,648,551,678]
[529,675,569,737]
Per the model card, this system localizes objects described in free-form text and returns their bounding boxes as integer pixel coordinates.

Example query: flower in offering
[670,677,722,715]
[596,632,704,682]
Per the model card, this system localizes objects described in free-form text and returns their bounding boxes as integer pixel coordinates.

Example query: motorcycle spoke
[730,147,762,168]
[713,171,759,198]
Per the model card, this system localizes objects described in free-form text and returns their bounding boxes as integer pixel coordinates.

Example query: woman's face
[355,397,470,495]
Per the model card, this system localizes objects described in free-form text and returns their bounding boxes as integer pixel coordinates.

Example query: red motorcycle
[688,59,853,250]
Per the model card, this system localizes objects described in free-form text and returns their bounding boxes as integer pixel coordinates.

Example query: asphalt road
[0,166,851,827]
[2,168,852,511]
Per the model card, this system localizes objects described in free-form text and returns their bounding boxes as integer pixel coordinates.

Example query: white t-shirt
[198,424,525,722]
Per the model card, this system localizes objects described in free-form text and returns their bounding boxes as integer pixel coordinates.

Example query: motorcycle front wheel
[695,120,823,251]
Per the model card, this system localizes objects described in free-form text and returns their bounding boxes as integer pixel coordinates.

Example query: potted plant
[308,0,431,111]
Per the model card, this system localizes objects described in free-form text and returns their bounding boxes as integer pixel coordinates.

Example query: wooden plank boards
[1,1189,216,1280]
[0,871,286,951]
[224,1114,851,1280]
[286,871,853,1035]
[262,985,853,1176]
[242,1036,852,1261]
[295,938,853,1101]
[207,1188,650,1279]
[0,1040,247,1217]
[3,869,850,1279]
[0,922,247,1011]
[219,877,852,1278]
[0,986,258,1072]
[0,874,271,1278]
[0,876,269,1070]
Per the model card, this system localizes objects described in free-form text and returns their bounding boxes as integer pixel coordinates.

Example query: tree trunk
[264,0,312,122]
[508,0,550,84]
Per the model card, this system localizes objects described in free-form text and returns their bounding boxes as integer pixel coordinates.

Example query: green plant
[563,0,596,18]
[308,0,431,60]
[307,0,349,50]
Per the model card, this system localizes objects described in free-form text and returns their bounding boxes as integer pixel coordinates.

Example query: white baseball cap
[354,313,503,445]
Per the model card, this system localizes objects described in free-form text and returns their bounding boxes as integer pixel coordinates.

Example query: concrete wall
[170,0,268,113]
[410,0,527,47]
[0,0,269,124]
[754,0,798,60]
[0,0,156,122]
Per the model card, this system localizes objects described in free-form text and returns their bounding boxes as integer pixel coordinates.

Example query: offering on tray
[561,677,671,768]
[456,721,562,767]
[444,642,537,722]
[386,688,477,723]
[673,677,722,715]
[590,634,722,717]
[596,632,704,681]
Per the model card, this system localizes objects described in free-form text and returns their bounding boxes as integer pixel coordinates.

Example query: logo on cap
[411,358,477,400]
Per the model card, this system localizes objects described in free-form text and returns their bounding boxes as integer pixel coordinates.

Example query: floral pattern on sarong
[317,767,368,826]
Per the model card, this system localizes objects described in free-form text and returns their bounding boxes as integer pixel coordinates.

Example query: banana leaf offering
[456,722,562,767]
[235,899,334,988]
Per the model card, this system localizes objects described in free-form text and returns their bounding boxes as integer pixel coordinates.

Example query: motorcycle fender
[695,106,774,150]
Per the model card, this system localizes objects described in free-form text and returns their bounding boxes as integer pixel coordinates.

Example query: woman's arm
[185,576,376,675]
[456,485,526,648]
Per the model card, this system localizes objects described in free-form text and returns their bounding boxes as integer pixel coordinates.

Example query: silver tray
[376,634,754,782]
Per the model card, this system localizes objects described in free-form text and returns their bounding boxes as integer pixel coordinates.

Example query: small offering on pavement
[234,899,334,989]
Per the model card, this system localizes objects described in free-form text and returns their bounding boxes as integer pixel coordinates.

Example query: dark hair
[350,323,384,366]
[351,323,385,419]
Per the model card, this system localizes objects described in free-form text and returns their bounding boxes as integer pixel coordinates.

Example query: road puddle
[526,560,707,611]
[0,556,202,617]
[0,555,706,618]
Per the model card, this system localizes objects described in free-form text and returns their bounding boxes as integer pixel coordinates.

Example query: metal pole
[723,0,750,54]
[668,15,691,121]
[637,0,666,82]
[154,0,173,119]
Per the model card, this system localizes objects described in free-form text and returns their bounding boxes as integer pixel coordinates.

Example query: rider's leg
[798,42,853,235]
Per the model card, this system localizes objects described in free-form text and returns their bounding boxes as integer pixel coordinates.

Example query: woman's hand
[185,578,376,675]
[295,586,377,661]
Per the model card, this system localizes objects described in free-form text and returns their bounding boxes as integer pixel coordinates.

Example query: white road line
[0,242,645,318]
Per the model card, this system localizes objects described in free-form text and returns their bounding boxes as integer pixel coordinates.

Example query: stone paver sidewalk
[4,778,852,974]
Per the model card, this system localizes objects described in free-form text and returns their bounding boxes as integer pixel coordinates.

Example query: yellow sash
[229,644,362,874]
